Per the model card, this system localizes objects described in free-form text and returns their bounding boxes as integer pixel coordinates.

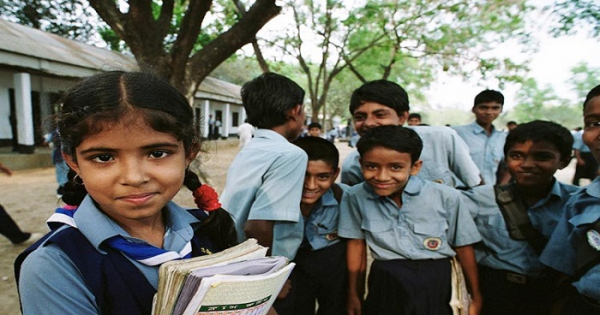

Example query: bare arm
[244,220,274,256]
[347,239,367,315]
[454,245,482,315]
[0,162,12,176]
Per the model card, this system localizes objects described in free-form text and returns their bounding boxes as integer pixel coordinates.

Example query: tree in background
[0,0,98,43]
[261,0,533,123]
[548,0,600,38]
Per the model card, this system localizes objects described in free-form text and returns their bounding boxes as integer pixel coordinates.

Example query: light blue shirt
[221,129,308,260]
[462,180,577,277]
[303,184,348,251]
[19,196,199,315]
[572,130,591,153]
[338,176,481,261]
[541,178,600,300]
[341,125,481,188]
[453,122,506,185]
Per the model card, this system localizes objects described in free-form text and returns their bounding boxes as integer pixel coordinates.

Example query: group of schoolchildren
[11,69,600,315]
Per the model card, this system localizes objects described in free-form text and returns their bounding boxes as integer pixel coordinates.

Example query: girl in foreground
[16,71,236,315]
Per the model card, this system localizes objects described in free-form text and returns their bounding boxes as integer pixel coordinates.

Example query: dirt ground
[0,138,576,315]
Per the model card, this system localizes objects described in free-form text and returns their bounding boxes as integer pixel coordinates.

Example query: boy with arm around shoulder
[287,136,348,315]
[461,120,577,314]
[338,125,482,315]
[540,85,600,314]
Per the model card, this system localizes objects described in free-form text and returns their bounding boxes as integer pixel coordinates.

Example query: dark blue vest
[15,209,217,315]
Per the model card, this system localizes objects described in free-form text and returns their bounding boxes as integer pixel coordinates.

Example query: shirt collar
[255,129,289,143]
[362,176,422,200]
[74,196,198,253]
[321,189,338,206]
[583,177,600,198]
[469,121,497,135]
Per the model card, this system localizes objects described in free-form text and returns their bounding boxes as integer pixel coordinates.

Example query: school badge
[325,231,338,241]
[424,237,442,251]
[587,229,600,251]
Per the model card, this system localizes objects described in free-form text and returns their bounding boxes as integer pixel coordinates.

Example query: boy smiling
[339,125,482,315]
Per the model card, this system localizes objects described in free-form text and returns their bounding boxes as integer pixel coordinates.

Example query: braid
[61,169,87,206]
[184,170,238,249]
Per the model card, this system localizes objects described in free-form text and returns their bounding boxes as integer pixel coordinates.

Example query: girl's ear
[186,142,201,167]
[62,152,80,174]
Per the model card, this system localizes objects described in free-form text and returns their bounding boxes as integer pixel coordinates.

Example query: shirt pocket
[413,222,448,251]
[362,219,394,244]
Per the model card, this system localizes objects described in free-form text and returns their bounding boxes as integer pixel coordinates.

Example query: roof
[0,19,241,103]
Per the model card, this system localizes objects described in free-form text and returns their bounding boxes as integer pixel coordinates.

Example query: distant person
[289,136,348,315]
[326,127,339,143]
[307,122,323,137]
[339,125,482,315]
[44,128,69,196]
[540,84,600,314]
[407,113,422,126]
[208,114,215,139]
[214,117,222,139]
[341,80,481,188]
[0,162,42,245]
[237,119,255,148]
[572,127,598,186]
[462,120,577,315]
[453,89,507,185]
[506,120,518,132]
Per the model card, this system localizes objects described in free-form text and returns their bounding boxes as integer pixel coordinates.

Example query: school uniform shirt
[572,130,591,153]
[541,178,600,301]
[462,180,577,277]
[338,176,481,261]
[341,125,481,188]
[303,184,348,250]
[221,129,307,260]
[18,196,200,315]
[452,122,506,185]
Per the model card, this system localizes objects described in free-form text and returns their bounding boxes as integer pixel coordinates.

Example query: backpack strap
[494,184,547,255]
[575,220,600,278]
[331,183,344,204]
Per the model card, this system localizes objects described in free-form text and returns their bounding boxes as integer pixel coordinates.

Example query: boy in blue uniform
[288,136,348,315]
[541,84,600,314]
[338,125,482,315]
[462,120,577,314]
[221,72,307,261]
[341,80,481,188]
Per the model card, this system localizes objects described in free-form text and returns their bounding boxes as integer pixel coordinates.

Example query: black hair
[474,89,504,107]
[56,71,236,250]
[292,136,339,168]
[357,125,422,163]
[583,84,600,110]
[349,80,409,116]
[504,120,573,165]
[408,113,421,120]
[507,121,517,126]
[241,72,305,129]
[308,122,322,130]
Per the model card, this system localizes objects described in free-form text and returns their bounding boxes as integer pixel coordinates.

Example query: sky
[423,3,600,112]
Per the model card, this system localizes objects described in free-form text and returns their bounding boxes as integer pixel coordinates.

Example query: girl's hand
[346,294,362,315]
[468,294,483,315]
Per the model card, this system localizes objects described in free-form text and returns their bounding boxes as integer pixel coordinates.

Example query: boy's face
[308,127,322,137]
[506,140,567,189]
[407,117,421,126]
[583,96,600,163]
[301,160,339,206]
[352,102,408,137]
[360,146,421,199]
[473,101,502,125]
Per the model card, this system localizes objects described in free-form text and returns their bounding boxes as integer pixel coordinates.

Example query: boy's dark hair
[474,89,504,107]
[507,121,517,126]
[293,136,339,168]
[357,125,422,163]
[349,80,409,116]
[408,113,421,120]
[241,72,305,129]
[308,122,322,130]
[583,84,600,110]
[504,120,573,165]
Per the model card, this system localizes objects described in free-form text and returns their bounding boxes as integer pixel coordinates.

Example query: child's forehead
[362,146,412,161]
[307,159,336,171]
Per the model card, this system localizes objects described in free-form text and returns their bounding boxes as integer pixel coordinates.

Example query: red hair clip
[193,184,222,212]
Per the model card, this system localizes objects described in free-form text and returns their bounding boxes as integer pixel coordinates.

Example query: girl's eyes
[149,150,170,159]
[91,154,114,163]
[89,150,170,163]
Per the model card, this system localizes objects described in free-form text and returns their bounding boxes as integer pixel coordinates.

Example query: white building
[0,19,245,155]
